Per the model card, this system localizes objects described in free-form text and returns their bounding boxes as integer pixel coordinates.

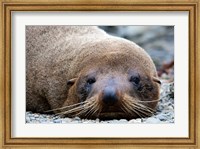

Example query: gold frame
[0,0,199,148]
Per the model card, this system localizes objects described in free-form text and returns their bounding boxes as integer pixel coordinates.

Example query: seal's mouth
[98,112,126,120]
[98,106,127,120]
[101,105,122,112]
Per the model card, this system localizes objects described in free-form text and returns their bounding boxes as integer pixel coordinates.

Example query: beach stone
[53,119,62,123]
[74,117,81,121]
[30,116,35,120]
[26,117,30,123]
[145,117,161,123]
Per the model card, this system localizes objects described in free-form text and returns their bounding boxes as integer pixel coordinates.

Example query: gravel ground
[26,81,174,124]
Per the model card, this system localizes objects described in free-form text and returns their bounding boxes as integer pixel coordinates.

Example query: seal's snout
[102,87,118,106]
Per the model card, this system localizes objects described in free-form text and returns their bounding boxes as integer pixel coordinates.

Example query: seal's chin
[98,112,126,120]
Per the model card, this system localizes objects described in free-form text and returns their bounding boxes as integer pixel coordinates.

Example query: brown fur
[26,26,160,120]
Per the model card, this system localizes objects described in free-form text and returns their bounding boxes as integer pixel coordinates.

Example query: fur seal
[26,26,161,120]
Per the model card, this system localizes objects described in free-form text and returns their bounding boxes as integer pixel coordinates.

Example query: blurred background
[99,26,174,81]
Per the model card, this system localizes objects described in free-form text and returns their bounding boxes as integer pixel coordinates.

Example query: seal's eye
[87,77,96,85]
[130,76,140,85]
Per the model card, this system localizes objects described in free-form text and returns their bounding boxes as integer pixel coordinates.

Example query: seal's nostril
[102,87,118,106]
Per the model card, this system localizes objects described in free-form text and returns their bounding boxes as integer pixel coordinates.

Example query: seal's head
[61,42,161,120]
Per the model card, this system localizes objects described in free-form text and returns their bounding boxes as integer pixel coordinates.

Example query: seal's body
[26,26,160,120]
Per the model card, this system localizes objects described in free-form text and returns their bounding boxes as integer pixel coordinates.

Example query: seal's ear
[152,77,161,85]
[67,78,77,86]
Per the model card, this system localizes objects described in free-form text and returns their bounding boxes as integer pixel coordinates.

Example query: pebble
[128,119,142,124]
[26,117,30,123]
[34,114,39,118]
[74,117,81,121]
[63,118,72,123]
[53,119,62,123]
[70,121,79,124]
[30,116,35,120]
[39,119,46,123]
[145,118,161,123]
[119,119,128,123]
[157,115,167,121]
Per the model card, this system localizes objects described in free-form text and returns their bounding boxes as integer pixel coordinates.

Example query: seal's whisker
[132,106,151,117]
[75,98,98,117]
[122,100,143,118]
[121,102,133,117]
[122,95,155,118]
[133,102,155,116]
[128,103,149,117]
[123,94,156,114]
[89,102,100,117]
[133,103,154,114]
[55,106,83,116]
[84,101,99,118]
[121,102,131,114]
[137,99,160,103]
[132,108,147,118]
[84,104,96,118]
[91,106,100,117]
[134,102,155,113]
[62,104,92,117]
[45,101,88,112]
[121,97,136,114]
[55,102,93,116]
[130,107,143,118]
[96,105,103,117]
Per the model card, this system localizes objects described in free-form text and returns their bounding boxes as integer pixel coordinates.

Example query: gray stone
[30,116,35,120]
[74,117,81,121]
[26,117,30,123]
[53,119,62,123]
[145,118,161,123]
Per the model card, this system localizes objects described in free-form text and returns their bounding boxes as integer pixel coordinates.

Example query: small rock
[53,119,62,123]
[109,120,119,123]
[70,121,79,124]
[119,119,128,123]
[30,117,35,120]
[26,117,30,123]
[74,117,81,121]
[63,118,72,123]
[82,121,89,124]
[128,119,139,123]
[145,118,161,123]
[120,119,127,122]
[95,118,100,123]
[39,119,46,123]
[34,114,39,118]
[157,115,167,121]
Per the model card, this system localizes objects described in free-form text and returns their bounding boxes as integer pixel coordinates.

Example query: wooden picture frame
[0,0,199,148]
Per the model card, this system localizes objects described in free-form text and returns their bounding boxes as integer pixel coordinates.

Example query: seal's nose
[102,87,118,106]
